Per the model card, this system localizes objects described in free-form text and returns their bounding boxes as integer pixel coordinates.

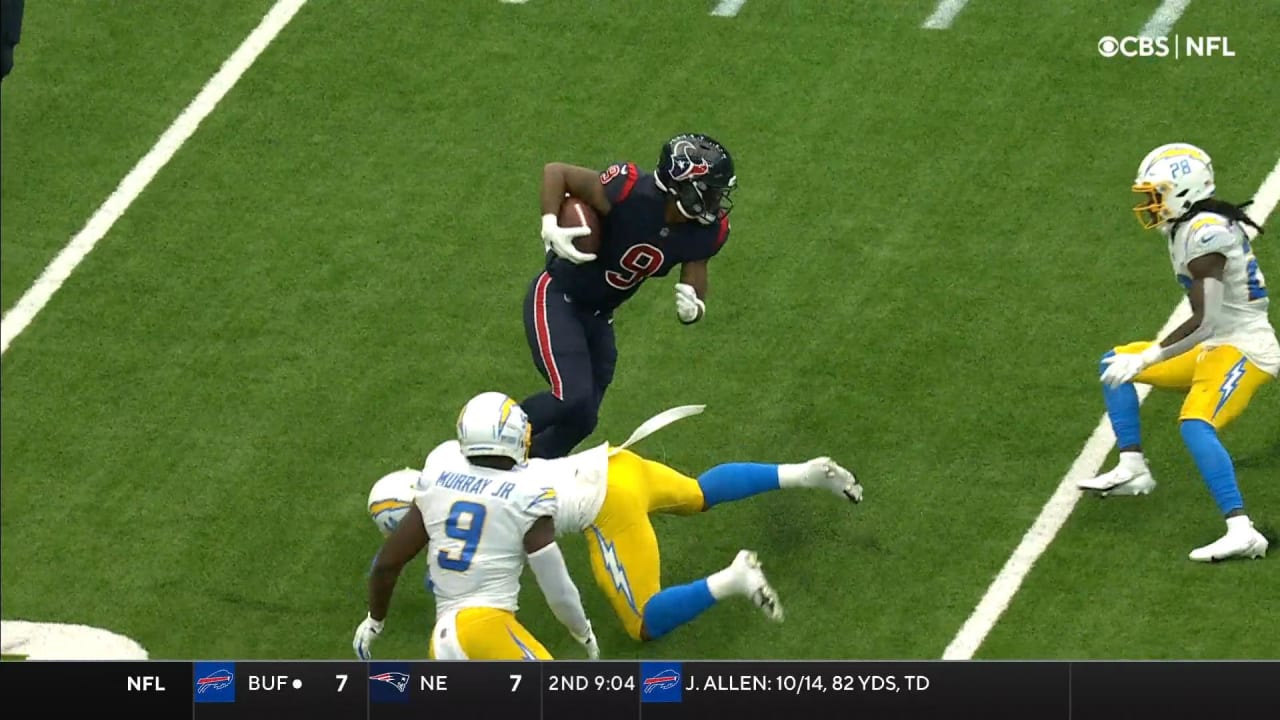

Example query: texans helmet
[654,133,736,225]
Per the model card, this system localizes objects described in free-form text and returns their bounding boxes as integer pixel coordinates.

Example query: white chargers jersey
[414,441,560,616]
[526,442,610,536]
[1167,211,1279,376]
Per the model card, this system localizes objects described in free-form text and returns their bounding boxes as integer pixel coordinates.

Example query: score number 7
[510,674,522,692]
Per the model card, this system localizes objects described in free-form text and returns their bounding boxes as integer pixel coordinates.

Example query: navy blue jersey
[545,161,730,313]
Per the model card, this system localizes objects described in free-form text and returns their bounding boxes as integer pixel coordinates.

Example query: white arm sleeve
[527,542,590,637]
[1154,276,1225,362]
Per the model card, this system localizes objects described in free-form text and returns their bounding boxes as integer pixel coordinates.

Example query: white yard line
[711,0,747,17]
[1140,0,1194,38]
[0,0,308,357]
[922,0,970,30]
[943,154,1280,660]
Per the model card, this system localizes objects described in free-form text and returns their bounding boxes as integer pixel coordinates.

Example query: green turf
[0,0,275,311]
[1,0,1276,661]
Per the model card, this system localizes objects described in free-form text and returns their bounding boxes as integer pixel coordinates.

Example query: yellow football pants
[583,449,706,641]
[1116,341,1273,428]
[428,607,551,660]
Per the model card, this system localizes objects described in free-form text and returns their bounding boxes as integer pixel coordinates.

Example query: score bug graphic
[641,662,682,703]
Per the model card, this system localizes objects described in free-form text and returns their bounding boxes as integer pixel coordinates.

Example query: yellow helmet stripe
[370,499,410,515]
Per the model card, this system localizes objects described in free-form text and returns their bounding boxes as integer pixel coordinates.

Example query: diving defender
[524,134,736,459]
[525,407,863,642]
[1079,143,1277,562]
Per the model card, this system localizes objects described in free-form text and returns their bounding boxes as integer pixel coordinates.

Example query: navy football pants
[522,271,617,459]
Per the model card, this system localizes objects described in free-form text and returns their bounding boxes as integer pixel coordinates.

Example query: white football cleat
[1077,463,1156,497]
[1189,523,1268,562]
[802,457,864,503]
[732,550,784,622]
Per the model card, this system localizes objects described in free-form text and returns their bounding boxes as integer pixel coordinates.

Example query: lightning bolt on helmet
[654,133,736,225]
[1132,143,1216,229]
[456,392,531,464]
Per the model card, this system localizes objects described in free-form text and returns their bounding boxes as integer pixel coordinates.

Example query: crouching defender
[1079,142,1277,562]
[353,392,599,660]
[528,405,864,641]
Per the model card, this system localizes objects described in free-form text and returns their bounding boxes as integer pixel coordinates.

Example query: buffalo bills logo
[196,668,234,694]
[644,668,680,693]
[667,140,710,182]
[370,672,410,692]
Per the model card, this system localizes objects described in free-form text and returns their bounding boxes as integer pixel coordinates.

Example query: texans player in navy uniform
[522,133,736,459]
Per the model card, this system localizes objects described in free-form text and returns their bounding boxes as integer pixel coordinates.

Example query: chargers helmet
[456,392,531,464]
[368,468,420,536]
[654,133,736,225]
[1132,143,1215,229]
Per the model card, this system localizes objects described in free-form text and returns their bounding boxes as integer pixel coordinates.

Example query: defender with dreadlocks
[1078,143,1277,562]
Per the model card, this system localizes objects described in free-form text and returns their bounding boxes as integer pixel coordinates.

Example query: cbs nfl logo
[1097,35,1234,59]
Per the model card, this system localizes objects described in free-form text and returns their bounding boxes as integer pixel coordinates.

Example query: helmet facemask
[1131,181,1172,229]
[674,176,736,225]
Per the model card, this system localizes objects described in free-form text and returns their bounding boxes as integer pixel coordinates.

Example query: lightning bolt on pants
[429,608,551,660]
[583,450,706,640]
[1105,341,1271,432]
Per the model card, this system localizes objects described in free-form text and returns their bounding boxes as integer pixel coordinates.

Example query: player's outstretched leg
[1181,419,1268,562]
[1078,350,1156,496]
[640,550,782,640]
[697,457,863,508]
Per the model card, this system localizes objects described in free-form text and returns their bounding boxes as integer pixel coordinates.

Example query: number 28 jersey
[1167,211,1280,376]
[413,441,561,616]
[545,162,731,314]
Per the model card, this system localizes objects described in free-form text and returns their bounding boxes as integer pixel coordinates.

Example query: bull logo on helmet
[667,139,711,182]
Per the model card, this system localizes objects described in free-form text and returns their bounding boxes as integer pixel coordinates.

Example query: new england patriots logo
[196,668,234,694]
[667,139,711,182]
[644,668,680,694]
[370,672,410,693]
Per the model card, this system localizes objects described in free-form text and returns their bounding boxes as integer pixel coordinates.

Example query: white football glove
[674,283,705,324]
[1100,345,1162,388]
[352,613,384,660]
[571,621,600,659]
[541,213,596,264]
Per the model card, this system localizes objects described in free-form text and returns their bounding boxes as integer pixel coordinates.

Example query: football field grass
[2,0,1277,661]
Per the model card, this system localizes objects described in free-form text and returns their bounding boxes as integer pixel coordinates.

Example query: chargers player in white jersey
[366,405,863,643]
[1079,143,1277,562]
[353,392,600,660]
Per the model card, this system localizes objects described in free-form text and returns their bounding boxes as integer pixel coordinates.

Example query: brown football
[559,196,602,254]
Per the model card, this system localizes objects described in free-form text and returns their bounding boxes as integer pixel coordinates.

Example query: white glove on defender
[572,621,601,659]
[352,614,383,660]
[675,283,705,324]
[541,214,596,264]
[1100,345,1162,388]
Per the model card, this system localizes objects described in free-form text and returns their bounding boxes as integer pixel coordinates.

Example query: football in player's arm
[522,134,736,460]
[539,159,710,322]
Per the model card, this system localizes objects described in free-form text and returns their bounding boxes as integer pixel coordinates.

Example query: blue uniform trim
[641,579,717,640]
[697,463,781,508]
[1100,350,1142,448]
[1180,419,1243,515]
